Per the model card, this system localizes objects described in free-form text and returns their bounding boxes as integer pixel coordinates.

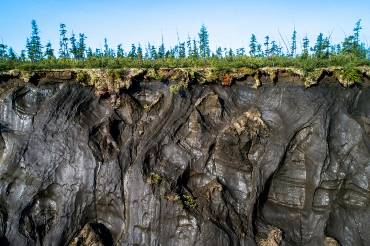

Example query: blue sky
[0,0,369,53]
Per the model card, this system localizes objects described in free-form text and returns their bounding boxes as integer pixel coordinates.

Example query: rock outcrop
[0,68,369,245]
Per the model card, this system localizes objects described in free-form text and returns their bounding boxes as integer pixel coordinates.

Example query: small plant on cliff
[147,172,162,185]
[183,194,197,209]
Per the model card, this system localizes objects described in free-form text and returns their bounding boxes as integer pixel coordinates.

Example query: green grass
[0,54,369,72]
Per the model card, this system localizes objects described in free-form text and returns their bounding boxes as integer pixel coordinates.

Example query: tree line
[0,20,368,63]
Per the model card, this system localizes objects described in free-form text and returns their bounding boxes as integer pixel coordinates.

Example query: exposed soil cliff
[0,67,369,246]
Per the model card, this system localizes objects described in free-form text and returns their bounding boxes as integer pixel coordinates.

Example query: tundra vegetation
[0,20,369,74]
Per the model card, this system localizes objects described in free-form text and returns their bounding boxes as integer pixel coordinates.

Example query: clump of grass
[147,172,162,185]
[183,194,197,209]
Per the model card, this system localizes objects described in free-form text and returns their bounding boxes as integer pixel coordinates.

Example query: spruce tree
[198,24,210,58]
[270,41,281,56]
[341,20,366,58]
[353,19,362,44]
[95,48,102,57]
[186,36,192,57]
[104,38,109,56]
[192,39,199,58]
[77,33,87,59]
[256,44,262,57]
[227,48,234,57]
[249,34,257,56]
[216,47,223,58]
[179,42,186,58]
[45,42,55,59]
[313,33,330,58]
[137,44,143,60]
[313,33,324,58]
[0,42,7,59]
[59,23,69,58]
[150,45,157,59]
[144,43,151,59]
[128,44,137,58]
[264,36,270,56]
[8,48,17,60]
[86,47,93,58]
[26,20,43,62]
[20,50,26,61]
[117,44,125,57]
[69,33,78,59]
[236,48,245,56]
[290,29,297,57]
[158,37,165,59]
[302,36,309,58]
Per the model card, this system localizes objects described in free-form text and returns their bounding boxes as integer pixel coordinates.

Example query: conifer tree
[227,48,234,57]
[353,19,362,44]
[270,41,281,56]
[69,33,78,59]
[137,44,143,60]
[45,42,55,59]
[236,48,245,56]
[179,42,186,58]
[128,44,137,58]
[186,36,192,57]
[86,47,93,58]
[144,43,151,59]
[158,37,165,58]
[26,20,43,62]
[256,44,262,57]
[264,36,270,56]
[59,23,69,58]
[117,44,125,57]
[150,45,157,59]
[249,34,257,56]
[192,39,199,58]
[77,33,87,60]
[216,47,223,58]
[290,29,297,57]
[20,50,26,61]
[95,48,102,57]
[302,36,309,58]
[313,33,330,58]
[198,24,210,58]
[0,42,7,59]
[104,38,109,57]
[8,48,17,60]
[341,20,366,58]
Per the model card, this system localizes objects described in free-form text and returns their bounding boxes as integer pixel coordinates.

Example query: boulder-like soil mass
[0,68,369,245]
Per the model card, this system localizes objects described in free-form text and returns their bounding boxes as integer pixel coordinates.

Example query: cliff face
[0,69,369,246]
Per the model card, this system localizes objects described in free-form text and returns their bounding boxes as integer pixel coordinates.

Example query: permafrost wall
[0,68,369,245]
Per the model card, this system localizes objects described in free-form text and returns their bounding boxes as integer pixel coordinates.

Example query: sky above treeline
[0,0,369,53]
